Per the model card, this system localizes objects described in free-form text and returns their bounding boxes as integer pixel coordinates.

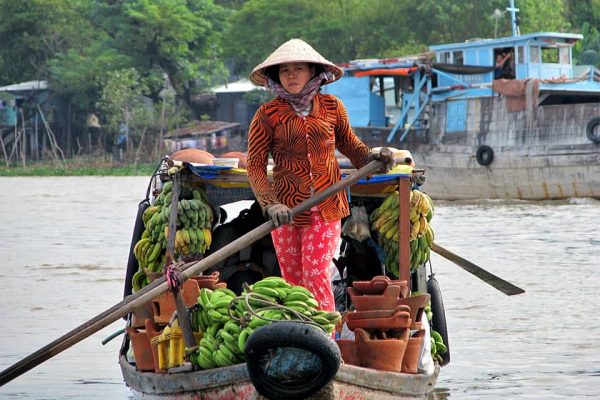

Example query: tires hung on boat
[476,145,494,166]
[428,275,450,366]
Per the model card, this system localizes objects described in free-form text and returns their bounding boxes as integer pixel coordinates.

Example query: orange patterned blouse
[247,92,370,226]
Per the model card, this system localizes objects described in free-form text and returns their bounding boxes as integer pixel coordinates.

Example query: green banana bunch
[189,277,342,370]
[368,190,437,277]
[430,329,447,363]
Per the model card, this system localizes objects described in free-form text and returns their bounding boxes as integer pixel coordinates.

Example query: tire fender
[245,321,341,400]
[476,145,494,166]
[586,117,600,143]
[427,276,450,366]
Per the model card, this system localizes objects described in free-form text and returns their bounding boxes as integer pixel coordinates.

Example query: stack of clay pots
[336,275,430,373]
[127,271,224,372]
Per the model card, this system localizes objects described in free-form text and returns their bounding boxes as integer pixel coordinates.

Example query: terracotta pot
[352,276,408,296]
[354,329,408,372]
[126,324,156,372]
[336,339,360,366]
[191,271,222,289]
[401,329,425,374]
[345,305,410,322]
[348,285,406,311]
[145,319,166,373]
[345,309,411,331]
[152,279,201,325]
[130,303,154,329]
[396,293,431,324]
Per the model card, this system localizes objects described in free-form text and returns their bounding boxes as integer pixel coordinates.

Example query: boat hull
[119,355,439,400]
[355,97,600,200]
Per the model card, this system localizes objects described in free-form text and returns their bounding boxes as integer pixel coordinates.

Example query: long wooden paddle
[431,242,525,296]
[0,159,383,386]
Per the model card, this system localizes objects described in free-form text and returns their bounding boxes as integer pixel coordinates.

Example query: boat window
[452,51,464,65]
[542,47,559,63]
[559,47,570,64]
[530,46,540,63]
[442,52,451,63]
[517,46,525,64]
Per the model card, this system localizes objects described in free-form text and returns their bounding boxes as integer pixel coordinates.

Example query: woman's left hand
[367,147,396,174]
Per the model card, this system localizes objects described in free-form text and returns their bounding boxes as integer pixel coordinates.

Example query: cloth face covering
[267,71,332,113]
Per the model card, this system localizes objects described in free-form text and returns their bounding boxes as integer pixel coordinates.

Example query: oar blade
[431,242,525,296]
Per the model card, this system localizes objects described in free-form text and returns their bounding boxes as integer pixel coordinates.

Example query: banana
[284,291,311,302]
[238,328,251,353]
[252,286,280,299]
[202,228,212,250]
[197,351,217,369]
[147,241,162,262]
[181,228,191,245]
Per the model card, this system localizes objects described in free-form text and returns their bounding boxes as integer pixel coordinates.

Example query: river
[0,177,598,399]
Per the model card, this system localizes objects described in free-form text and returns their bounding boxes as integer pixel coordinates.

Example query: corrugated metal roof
[0,80,48,92]
[164,120,240,138]
[212,79,263,93]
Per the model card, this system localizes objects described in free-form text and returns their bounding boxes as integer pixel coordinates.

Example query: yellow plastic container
[151,320,203,370]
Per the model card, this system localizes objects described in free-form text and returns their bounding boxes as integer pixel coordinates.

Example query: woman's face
[278,62,315,94]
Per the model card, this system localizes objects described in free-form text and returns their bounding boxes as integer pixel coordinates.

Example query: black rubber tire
[476,145,494,165]
[245,321,341,400]
[123,199,150,298]
[428,276,450,366]
[586,117,600,143]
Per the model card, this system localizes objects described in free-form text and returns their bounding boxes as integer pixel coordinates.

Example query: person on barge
[246,38,394,312]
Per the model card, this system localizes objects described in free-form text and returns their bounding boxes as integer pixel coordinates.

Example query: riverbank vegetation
[0,155,157,176]
[0,0,598,172]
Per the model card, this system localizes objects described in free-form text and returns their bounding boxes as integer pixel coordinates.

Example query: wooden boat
[118,158,445,399]
[322,0,600,200]
[119,356,440,399]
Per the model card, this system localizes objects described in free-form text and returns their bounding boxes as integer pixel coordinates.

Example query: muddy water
[0,177,598,399]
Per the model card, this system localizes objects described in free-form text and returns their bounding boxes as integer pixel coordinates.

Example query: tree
[0,0,87,84]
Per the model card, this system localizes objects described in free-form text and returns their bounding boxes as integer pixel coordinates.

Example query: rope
[228,290,326,333]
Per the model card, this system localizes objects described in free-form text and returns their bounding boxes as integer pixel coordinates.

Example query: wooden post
[166,174,197,349]
[398,176,411,287]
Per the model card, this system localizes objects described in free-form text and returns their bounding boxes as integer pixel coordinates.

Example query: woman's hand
[265,203,293,227]
[367,147,396,174]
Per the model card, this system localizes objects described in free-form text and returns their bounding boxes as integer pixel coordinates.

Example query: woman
[246,38,393,312]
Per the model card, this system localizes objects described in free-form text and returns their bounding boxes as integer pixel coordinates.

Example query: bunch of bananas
[188,277,341,370]
[130,181,215,292]
[368,189,436,277]
[409,190,435,271]
[430,329,448,363]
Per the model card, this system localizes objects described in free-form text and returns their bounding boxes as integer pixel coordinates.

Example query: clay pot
[145,319,166,373]
[348,285,406,311]
[191,271,222,289]
[352,276,408,296]
[219,151,247,168]
[336,339,361,366]
[130,303,154,329]
[169,148,214,164]
[126,325,156,372]
[152,279,201,325]
[396,293,431,325]
[354,329,409,372]
[345,308,412,331]
[401,329,425,374]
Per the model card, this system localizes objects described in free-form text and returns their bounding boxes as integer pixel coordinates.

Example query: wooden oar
[431,242,525,296]
[0,159,383,386]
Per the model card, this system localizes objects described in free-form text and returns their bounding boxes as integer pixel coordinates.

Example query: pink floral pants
[271,211,341,312]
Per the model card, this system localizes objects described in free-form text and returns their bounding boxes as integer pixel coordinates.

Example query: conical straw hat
[250,38,344,87]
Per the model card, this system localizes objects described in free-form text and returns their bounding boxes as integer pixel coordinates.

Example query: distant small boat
[323,0,600,200]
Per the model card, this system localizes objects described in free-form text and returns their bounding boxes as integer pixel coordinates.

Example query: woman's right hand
[266,203,293,227]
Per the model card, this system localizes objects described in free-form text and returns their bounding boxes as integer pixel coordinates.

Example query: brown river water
[0,176,599,399]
